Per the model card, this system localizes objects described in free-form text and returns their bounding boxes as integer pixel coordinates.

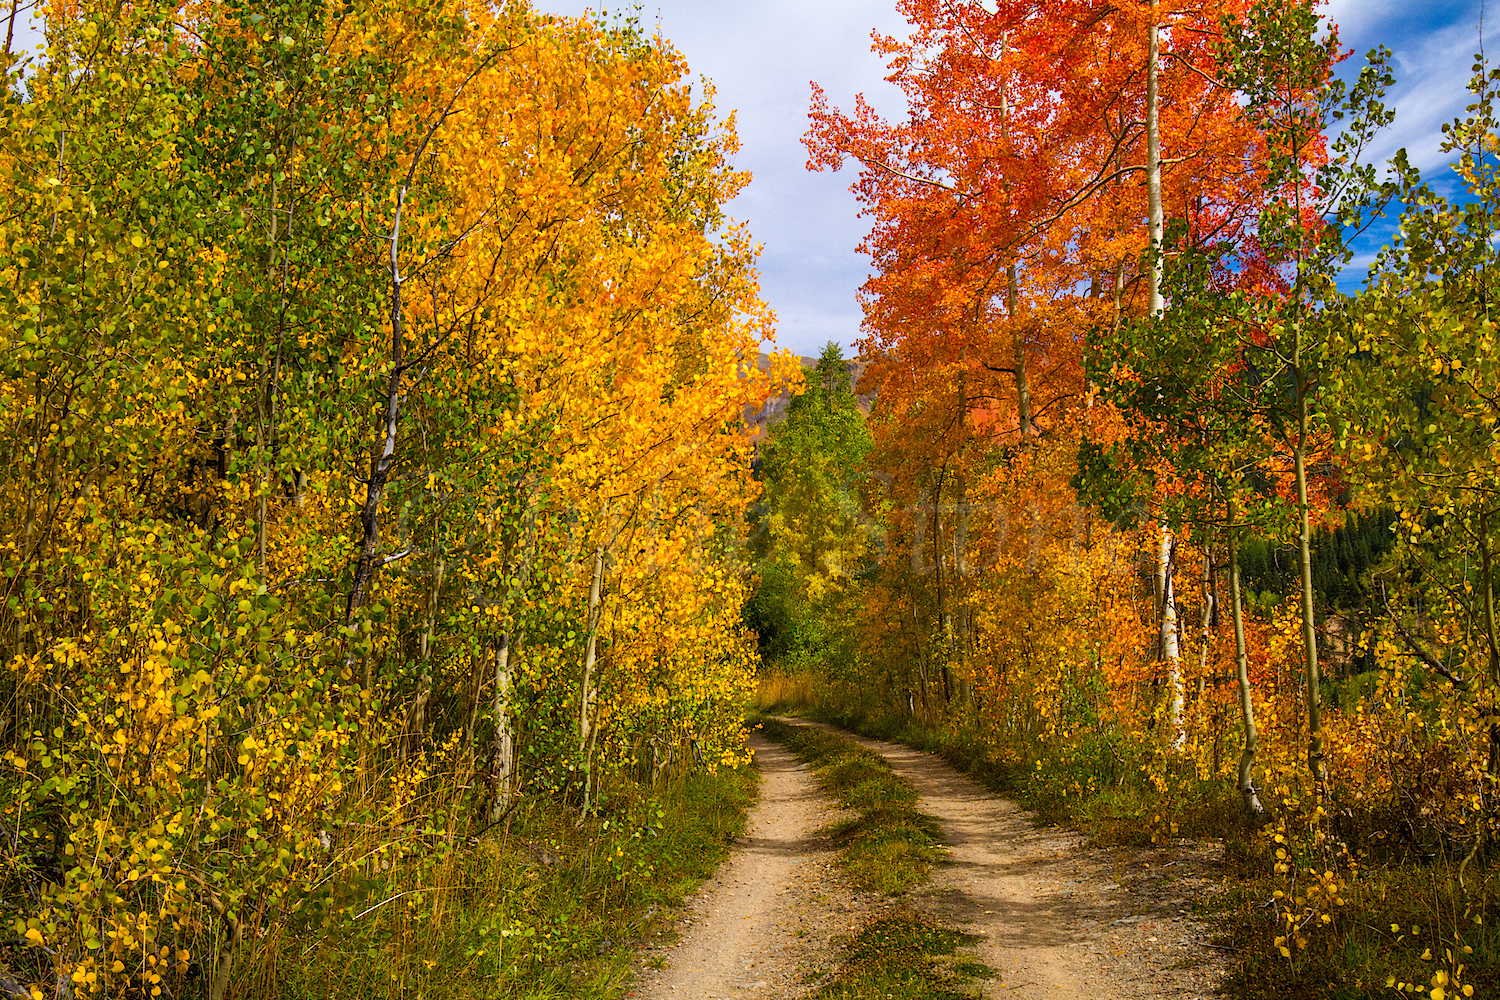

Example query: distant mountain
[743,352,873,448]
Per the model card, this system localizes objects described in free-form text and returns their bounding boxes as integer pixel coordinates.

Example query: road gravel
[627,721,1229,1000]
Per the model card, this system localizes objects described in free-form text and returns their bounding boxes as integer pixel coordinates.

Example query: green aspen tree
[1335,56,1500,802]
[1218,0,1395,786]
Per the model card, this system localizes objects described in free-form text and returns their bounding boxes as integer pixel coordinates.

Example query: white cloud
[1322,0,1410,45]
[1324,1,1493,175]
[1340,249,1382,282]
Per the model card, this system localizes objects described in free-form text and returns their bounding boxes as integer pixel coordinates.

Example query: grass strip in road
[816,912,988,1000]
[759,717,942,894]
[756,718,990,999]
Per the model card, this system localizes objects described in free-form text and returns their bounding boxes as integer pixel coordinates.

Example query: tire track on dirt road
[626,733,875,1000]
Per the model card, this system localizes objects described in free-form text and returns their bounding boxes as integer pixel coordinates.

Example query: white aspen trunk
[1197,549,1214,687]
[999,35,1032,437]
[1009,264,1030,437]
[1146,7,1181,749]
[934,470,953,705]
[404,556,444,757]
[1112,260,1127,331]
[1294,398,1326,785]
[342,72,492,674]
[463,643,486,760]
[255,178,279,579]
[1153,525,1167,635]
[910,604,931,715]
[207,898,241,1000]
[1480,514,1500,782]
[1228,505,1264,815]
[911,487,937,575]
[953,476,972,706]
[578,546,605,755]
[1160,526,1184,747]
[578,546,605,809]
[1147,2,1164,317]
[489,635,515,822]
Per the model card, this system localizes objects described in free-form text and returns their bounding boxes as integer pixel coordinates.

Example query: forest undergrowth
[275,766,755,1000]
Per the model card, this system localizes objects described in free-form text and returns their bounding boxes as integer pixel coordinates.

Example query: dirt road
[626,733,878,1000]
[630,722,1227,1000]
[805,721,1227,1000]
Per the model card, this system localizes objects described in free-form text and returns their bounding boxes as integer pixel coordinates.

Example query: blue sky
[535,1,1496,358]
[1325,0,1497,279]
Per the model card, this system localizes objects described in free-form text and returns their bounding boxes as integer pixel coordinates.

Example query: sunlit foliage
[0,2,783,996]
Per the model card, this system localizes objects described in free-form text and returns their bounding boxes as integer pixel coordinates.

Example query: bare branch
[1379,580,1469,690]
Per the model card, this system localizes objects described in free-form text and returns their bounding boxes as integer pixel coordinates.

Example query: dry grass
[755,672,818,713]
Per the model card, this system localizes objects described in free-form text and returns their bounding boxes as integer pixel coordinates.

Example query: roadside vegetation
[278,767,755,1000]
[0,4,784,997]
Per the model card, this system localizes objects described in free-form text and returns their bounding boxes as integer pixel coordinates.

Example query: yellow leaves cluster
[0,2,783,995]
